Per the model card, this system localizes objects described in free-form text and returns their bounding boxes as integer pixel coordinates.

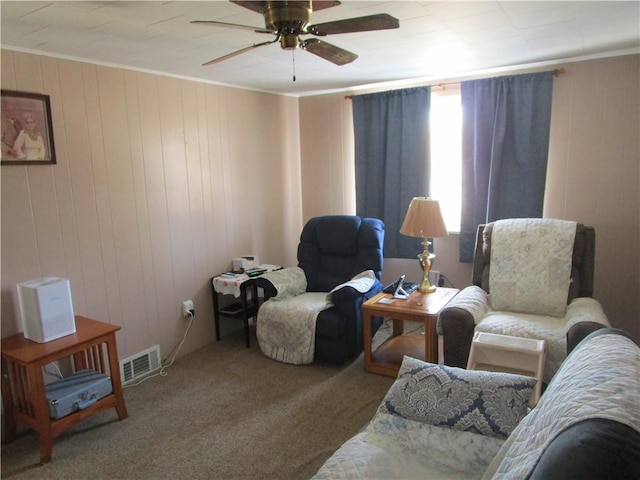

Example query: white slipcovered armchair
[437,219,609,384]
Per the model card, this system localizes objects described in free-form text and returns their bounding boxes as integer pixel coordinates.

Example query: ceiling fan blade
[230,1,267,14]
[231,1,341,14]
[307,13,399,36]
[202,38,278,66]
[307,1,341,12]
[190,20,274,35]
[300,38,357,66]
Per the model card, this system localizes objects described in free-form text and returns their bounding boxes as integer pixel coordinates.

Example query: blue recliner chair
[255,215,385,364]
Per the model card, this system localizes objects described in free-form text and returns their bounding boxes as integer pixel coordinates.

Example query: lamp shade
[400,197,448,238]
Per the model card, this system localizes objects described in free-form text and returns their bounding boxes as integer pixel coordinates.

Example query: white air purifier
[17,277,76,343]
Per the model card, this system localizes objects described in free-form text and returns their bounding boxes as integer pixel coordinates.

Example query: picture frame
[1,90,56,165]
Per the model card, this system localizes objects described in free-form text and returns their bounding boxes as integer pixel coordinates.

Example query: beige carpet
[1,326,396,480]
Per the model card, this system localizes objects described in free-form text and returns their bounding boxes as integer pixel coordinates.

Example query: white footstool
[467,331,546,406]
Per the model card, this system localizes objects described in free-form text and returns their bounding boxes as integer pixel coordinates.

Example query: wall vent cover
[120,345,160,384]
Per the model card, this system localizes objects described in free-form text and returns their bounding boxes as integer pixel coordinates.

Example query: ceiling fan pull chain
[292,50,296,82]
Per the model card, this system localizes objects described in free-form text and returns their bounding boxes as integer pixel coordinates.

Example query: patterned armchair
[437,219,609,384]
[255,215,385,364]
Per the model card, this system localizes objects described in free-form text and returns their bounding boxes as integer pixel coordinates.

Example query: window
[429,88,462,233]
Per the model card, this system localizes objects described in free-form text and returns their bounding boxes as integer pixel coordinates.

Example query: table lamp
[399,197,448,293]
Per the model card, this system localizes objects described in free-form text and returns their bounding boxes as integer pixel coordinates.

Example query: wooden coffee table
[363,287,458,377]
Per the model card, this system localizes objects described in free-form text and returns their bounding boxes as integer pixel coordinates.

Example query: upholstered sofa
[312,327,640,479]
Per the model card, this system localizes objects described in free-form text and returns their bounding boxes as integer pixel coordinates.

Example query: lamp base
[419,283,436,293]
[418,249,437,294]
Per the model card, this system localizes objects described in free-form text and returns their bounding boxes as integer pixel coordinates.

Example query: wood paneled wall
[2,49,638,363]
[544,55,639,339]
[1,50,302,360]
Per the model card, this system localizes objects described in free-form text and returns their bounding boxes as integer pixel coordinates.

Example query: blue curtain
[459,72,554,262]
[353,86,431,258]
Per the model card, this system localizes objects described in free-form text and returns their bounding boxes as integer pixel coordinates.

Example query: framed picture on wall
[1,90,56,165]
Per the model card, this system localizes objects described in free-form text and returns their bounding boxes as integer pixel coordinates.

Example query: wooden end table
[211,265,281,348]
[211,276,260,348]
[363,287,458,377]
[1,316,128,464]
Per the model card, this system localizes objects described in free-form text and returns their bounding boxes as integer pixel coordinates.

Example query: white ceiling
[2,1,639,96]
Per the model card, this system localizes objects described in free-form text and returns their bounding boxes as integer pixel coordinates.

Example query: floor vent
[120,345,161,385]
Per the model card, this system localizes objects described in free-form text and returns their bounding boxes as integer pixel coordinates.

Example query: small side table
[363,287,458,377]
[1,316,128,464]
[211,265,281,348]
[467,331,546,406]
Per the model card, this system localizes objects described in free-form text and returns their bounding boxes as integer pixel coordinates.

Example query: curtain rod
[344,68,565,99]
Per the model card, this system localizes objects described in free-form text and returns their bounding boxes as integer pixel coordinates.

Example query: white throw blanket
[326,270,376,306]
[313,411,504,479]
[489,218,577,317]
[256,270,376,365]
[483,332,640,479]
[257,292,328,365]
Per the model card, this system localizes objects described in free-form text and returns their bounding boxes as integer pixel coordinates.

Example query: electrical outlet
[182,300,194,317]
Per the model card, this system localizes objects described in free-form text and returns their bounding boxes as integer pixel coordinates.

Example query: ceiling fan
[191,1,399,66]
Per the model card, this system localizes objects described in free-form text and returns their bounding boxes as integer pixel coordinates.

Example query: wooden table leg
[392,319,404,337]
[240,283,251,348]
[105,335,128,420]
[363,309,372,371]
[424,317,438,363]
[27,365,53,464]
[1,358,17,442]
[212,279,221,341]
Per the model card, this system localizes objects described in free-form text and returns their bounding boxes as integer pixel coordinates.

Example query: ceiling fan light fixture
[263,2,311,32]
[281,34,300,50]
